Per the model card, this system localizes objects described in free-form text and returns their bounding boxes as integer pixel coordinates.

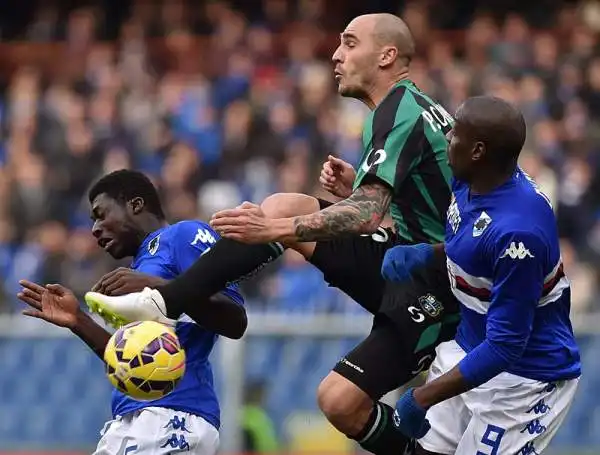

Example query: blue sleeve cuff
[458,340,510,387]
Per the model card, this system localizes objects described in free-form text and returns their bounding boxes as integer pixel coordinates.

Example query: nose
[332,45,343,64]
[92,221,102,239]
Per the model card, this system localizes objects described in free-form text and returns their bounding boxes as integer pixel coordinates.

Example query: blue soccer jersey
[445,169,581,383]
[111,220,243,429]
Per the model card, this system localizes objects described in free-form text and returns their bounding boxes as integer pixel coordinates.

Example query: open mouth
[98,238,115,251]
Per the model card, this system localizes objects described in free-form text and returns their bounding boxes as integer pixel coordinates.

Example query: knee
[260,193,319,219]
[317,373,373,435]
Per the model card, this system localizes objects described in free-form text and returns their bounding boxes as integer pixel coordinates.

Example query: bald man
[86,14,459,455]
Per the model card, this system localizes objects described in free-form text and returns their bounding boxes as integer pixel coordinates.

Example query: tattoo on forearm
[293,183,392,241]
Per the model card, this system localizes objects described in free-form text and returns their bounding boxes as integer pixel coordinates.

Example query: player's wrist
[270,217,295,242]
[412,386,434,410]
[148,276,168,288]
[416,243,434,260]
[71,309,93,331]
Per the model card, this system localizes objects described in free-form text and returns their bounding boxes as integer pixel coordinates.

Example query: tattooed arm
[210,179,392,244]
[288,180,393,242]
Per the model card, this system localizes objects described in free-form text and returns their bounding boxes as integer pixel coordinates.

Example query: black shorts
[310,199,459,399]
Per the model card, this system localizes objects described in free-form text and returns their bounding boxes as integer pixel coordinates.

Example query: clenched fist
[319,155,356,199]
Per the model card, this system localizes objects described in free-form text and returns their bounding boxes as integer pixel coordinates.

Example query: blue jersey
[446,169,581,383]
[111,220,243,429]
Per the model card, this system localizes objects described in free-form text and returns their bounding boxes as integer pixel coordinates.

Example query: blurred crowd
[0,0,598,315]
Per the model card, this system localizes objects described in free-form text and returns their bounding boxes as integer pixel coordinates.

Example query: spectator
[0,1,597,317]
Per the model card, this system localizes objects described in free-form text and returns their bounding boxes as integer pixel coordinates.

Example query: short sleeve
[171,221,244,305]
[485,230,546,357]
[354,116,424,190]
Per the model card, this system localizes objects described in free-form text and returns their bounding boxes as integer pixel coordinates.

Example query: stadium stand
[0,0,598,453]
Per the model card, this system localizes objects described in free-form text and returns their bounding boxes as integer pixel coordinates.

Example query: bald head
[457,96,526,166]
[333,13,415,106]
[353,13,415,63]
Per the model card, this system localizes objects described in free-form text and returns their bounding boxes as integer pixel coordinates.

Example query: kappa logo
[191,228,216,246]
[500,242,534,260]
[418,293,444,318]
[148,235,160,255]
[361,148,387,172]
[473,211,492,237]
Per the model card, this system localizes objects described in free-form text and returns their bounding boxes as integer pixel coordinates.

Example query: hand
[210,201,277,244]
[92,268,167,296]
[382,243,434,282]
[319,155,356,199]
[18,280,81,329]
[392,388,431,439]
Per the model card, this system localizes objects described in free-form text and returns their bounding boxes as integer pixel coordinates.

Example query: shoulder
[487,172,555,226]
[371,84,413,133]
[169,220,220,248]
[507,180,556,233]
[451,177,468,193]
[487,220,549,263]
[170,219,215,235]
[375,84,452,130]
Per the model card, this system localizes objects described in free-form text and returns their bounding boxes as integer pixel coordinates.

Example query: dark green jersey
[353,80,454,244]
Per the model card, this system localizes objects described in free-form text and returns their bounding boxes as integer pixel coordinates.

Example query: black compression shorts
[310,198,459,398]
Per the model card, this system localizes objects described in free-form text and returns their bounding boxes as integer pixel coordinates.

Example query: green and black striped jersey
[353,80,454,244]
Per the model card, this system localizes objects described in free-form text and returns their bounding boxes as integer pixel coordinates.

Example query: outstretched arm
[289,181,392,242]
[72,311,112,360]
[246,180,390,244]
[210,179,392,244]
[19,281,111,361]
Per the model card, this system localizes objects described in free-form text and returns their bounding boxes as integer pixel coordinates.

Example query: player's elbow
[488,338,527,367]
[357,215,384,235]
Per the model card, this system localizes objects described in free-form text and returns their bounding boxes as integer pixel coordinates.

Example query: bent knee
[317,372,373,435]
[261,193,320,219]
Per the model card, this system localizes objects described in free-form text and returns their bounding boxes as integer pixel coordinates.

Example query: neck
[362,69,410,110]
[137,216,169,242]
[470,167,516,195]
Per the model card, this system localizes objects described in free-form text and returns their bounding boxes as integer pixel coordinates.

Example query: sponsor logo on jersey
[148,235,160,255]
[447,194,461,234]
[392,409,402,428]
[418,293,444,318]
[473,211,492,237]
[500,242,534,260]
[361,148,387,172]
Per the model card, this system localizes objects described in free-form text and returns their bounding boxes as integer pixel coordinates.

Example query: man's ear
[379,46,398,68]
[129,197,145,215]
[472,141,486,162]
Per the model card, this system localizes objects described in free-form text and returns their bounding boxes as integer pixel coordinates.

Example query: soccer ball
[103,321,186,401]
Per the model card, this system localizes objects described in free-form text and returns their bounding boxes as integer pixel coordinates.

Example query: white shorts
[418,341,579,455]
[93,407,219,455]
